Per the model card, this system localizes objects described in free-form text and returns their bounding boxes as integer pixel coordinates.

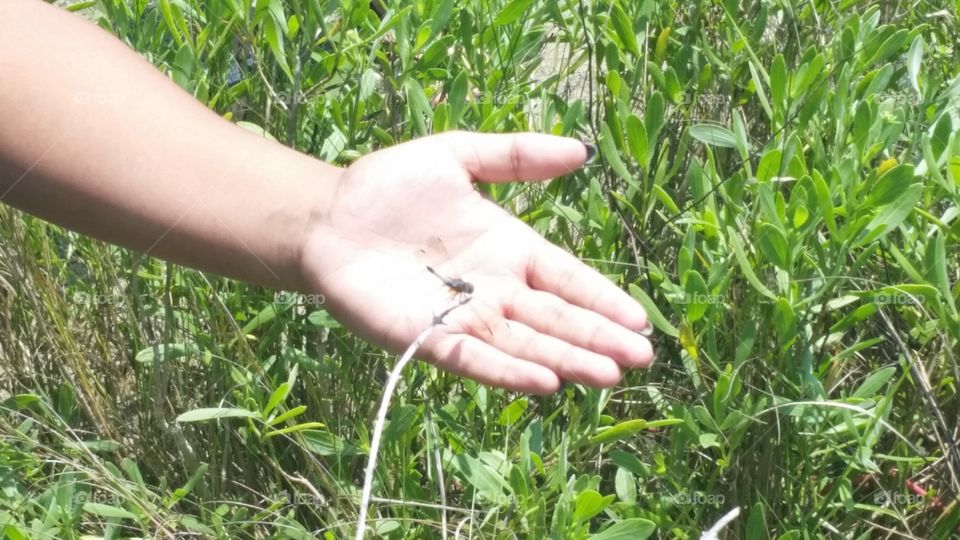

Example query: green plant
[2,0,958,538]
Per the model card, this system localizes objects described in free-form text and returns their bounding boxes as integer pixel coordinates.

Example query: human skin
[0,0,654,394]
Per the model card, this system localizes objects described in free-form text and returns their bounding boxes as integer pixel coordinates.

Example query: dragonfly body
[426,266,474,295]
[421,242,497,336]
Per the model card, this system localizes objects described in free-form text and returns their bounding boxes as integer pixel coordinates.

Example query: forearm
[0,0,340,290]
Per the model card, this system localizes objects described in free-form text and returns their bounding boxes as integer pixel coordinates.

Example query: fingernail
[637,321,654,337]
[582,142,597,164]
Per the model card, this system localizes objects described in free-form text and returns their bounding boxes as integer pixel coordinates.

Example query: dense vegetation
[2,0,959,538]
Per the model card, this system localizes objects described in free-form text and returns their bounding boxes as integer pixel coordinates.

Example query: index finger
[439,131,592,183]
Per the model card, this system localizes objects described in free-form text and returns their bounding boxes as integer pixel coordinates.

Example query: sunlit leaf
[176,408,258,423]
[690,124,738,148]
[591,518,656,539]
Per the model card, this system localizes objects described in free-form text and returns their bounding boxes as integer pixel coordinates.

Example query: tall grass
[2,0,959,538]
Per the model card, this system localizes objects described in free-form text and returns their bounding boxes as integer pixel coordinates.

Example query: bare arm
[0,0,338,290]
[0,0,654,393]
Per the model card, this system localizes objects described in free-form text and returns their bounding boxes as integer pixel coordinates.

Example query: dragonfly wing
[415,236,450,267]
[425,235,449,259]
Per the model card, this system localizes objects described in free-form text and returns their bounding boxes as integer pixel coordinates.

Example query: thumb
[437,131,594,183]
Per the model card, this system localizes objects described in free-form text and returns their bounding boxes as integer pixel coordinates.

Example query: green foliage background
[2,0,959,538]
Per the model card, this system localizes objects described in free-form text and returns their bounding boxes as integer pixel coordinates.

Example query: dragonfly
[417,236,474,297]
[426,266,474,297]
[416,236,497,336]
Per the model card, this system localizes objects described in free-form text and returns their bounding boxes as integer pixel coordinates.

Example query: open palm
[301,132,654,393]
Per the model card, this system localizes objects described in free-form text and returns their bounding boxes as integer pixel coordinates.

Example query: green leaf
[263,422,327,439]
[644,92,665,144]
[263,383,290,417]
[168,462,209,506]
[453,453,511,503]
[680,321,698,362]
[404,78,433,136]
[745,501,767,540]
[478,99,518,132]
[157,0,185,47]
[371,8,410,42]
[794,54,825,98]
[852,366,897,399]
[269,405,308,426]
[178,516,216,537]
[770,54,787,108]
[699,433,720,449]
[625,114,649,169]
[773,297,796,342]
[729,230,778,300]
[590,419,647,444]
[242,302,285,334]
[756,223,790,269]
[236,121,279,142]
[591,518,656,539]
[610,4,639,56]
[65,1,96,12]
[263,15,293,82]
[359,69,380,101]
[135,343,199,364]
[864,28,909,67]
[574,490,614,522]
[923,231,956,314]
[498,398,528,426]
[830,304,878,333]
[599,123,637,188]
[263,0,285,29]
[79,439,121,453]
[931,114,953,160]
[792,204,809,228]
[748,61,773,120]
[615,468,637,504]
[448,71,469,123]
[494,0,534,25]
[83,503,138,520]
[176,407,258,423]
[651,185,681,215]
[610,449,648,476]
[306,310,341,328]
[590,418,683,445]
[857,183,923,245]
[682,270,710,322]
[811,171,837,236]
[1,524,29,540]
[853,101,873,147]
[302,430,361,456]
[418,35,456,70]
[383,404,419,443]
[2,393,39,410]
[550,203,584,223]
[906,36,923,94]
[690,124,738,148]
[732,108,751,156]
[561,100,585,134]
[283,13,299,40]
[170,43,195,90]
[949,153,960,185]
[867,164,916,206]
[756,149,782,183]
[628,284,679,337]
[430,0,456,36]
[872,284,938,306]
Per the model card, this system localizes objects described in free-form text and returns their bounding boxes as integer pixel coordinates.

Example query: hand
[301,132,654,394]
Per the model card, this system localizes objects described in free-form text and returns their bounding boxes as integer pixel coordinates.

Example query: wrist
[291,160,345,293]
